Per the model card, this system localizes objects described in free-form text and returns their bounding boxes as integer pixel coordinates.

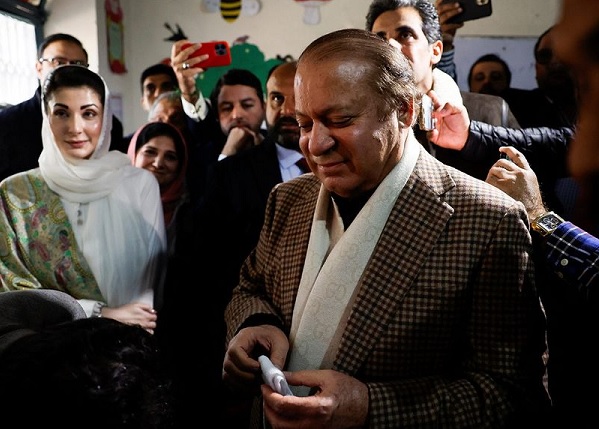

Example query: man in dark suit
[198,60,302,300]
[174,60,302,427]
[0,33,125,183]
[170,61,268,207]
[222,28,550,428]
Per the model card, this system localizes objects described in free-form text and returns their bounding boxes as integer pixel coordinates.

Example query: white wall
[41,0,561,136]
[44,0,99,70]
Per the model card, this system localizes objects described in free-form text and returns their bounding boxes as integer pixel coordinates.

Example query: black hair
[209,68,264,112]
[42,65,105,112]
[134,121,186,174]
[0,317,176,428]
[365,0,441,44]
[139,63,178,94]
[467,53,512,86]
[38,33,88,62]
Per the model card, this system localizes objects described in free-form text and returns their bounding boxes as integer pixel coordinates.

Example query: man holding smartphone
[366,0,518,181]
[169,40,267,206]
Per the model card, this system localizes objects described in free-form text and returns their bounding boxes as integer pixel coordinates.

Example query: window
[0,0,46,108]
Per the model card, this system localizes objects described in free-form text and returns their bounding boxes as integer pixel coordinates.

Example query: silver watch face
[539,214,562,230]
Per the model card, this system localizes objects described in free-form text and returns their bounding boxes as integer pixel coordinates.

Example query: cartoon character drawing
[294,0,332,25]
[220,0,242,22]
[203,0,261,21]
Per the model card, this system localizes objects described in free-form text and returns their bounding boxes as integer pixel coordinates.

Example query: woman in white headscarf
[0,65,166,333]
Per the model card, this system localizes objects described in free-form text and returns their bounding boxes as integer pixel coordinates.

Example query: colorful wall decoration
[105,0,127,73]
[294,0,332,25]
[202,0,331,24]
[202,0,262,22]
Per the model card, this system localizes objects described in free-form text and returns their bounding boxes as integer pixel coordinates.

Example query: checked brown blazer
[225,148,550,428]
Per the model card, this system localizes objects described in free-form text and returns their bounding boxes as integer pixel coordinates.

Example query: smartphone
[419,94,436,131]
[444,0,492,24]
[181,40,232,69]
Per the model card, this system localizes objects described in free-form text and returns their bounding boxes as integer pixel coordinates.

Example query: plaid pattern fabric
[226,149,548,428]
[546,221,599,295]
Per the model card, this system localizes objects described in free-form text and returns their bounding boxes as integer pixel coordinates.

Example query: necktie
[295,157,310,174]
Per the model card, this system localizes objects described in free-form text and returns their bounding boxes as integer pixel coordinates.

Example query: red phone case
[182,41,232,69]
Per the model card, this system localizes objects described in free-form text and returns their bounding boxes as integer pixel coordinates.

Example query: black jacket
[463,121,575,216]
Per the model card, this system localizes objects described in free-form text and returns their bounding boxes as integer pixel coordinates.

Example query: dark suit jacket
[198,139,283,307]
[226,146,550,428]
[502,87,577,129]
[175,139,285,426]
[184,110,268,208]
[0,87,125,183]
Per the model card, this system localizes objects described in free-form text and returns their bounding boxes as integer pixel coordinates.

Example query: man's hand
[170,40,207,102]
[262,369,369,429]
[435,0,464,51]
[222,325,289,394]
[221,126,263,157]
[426,90,470,151]
[485,146,546,220]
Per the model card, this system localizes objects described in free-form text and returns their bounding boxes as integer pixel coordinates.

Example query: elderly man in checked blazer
[222,29,550,429]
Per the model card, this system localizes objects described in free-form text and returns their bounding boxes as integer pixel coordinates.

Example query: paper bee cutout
[202,0,261,22]
[220,0,241,22]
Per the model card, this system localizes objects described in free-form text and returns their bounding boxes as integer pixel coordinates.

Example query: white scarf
[38,70,131,203]
[286,131,421,396]
[36,67,165,310]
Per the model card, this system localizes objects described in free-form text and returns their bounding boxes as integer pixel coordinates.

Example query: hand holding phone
[181,40,232,69]
[443,0,493,24]
[258,355,294,396]
[419,94,437,131]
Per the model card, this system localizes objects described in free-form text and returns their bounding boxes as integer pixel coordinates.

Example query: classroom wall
[42,0,561,136]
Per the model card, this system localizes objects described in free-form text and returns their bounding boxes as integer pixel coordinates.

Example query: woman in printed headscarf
[0,65,166,333]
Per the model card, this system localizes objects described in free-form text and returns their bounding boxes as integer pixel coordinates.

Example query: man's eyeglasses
[38,57,89,68]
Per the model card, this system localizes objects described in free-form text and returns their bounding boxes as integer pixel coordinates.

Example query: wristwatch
[531,211,565,236]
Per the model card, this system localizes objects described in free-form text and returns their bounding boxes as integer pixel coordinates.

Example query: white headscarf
[35,66,166,310]
[38,66,131,203]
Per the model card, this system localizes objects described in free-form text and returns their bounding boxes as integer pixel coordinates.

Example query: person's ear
[430,40,443,66]
[398,98,417,128]
[35,59,44,81]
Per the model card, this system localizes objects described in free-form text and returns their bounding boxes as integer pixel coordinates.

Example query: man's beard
[478,83,502,96]
[268,117,300,151]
